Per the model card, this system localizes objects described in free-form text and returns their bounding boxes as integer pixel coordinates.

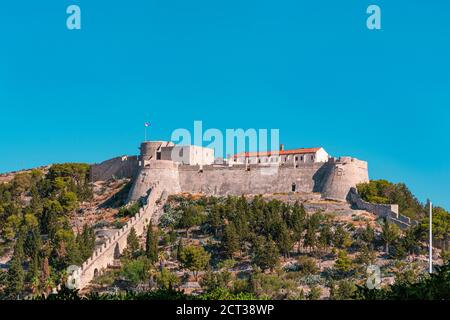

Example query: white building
[160,145,214,166]
[232,146,329,166]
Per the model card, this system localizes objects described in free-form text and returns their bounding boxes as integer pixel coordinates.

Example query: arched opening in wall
[292,183,296,192]
[114,243,120,259]
[94,268,99,278]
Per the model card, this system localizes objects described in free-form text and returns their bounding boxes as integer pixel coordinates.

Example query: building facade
[232,146,329,166]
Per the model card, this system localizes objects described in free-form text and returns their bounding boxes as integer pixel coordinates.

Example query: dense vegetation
[0,164,96,298]
[357,180,425,219]
[39,261,450,300]
[357,179,450,247]
[1,172,448,300]
[85,193,448,300]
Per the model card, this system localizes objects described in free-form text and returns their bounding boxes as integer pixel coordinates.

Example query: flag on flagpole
[144,122,151,127]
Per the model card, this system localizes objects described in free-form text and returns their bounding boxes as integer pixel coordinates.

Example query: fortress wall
[348,188,398,218]
[76,186,162,289]
[348,187,417,229]
[90,156,139,182]
[127,160,180,203]
[178,163,328,196]
[321,157,369,201]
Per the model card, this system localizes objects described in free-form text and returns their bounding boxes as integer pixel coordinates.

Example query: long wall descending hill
[67,183,164,290]
[348,187,418,229]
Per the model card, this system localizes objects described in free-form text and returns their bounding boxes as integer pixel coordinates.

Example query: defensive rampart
[68,183,163,290]
[348,187,418,229]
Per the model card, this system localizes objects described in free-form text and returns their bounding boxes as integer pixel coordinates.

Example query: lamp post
[427,199,433,274]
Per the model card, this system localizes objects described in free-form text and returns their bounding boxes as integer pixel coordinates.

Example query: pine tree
[333,225,352,249]
[7,241,25,298]
[78,224,96,260]
[146,222,159,263]
[335,250,352,274]
[277,223,293,258]
[24,227,42,259]
[381,221,400,255]
[289,202,306,241]
[127,227,140,258]
[179,245,211,280]
[304,228,317,253]
[253,236,279,271]
[223,222,240,258]
[318,224,333,254]
[361,223,375,247]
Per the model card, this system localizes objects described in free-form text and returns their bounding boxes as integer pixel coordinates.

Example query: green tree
[330,280,357,300]
[297,256,319,276]
[6,243,25,298]
[277,223,293,258]
[355,244,376,267]
[126,227,140,258]
[179,205,205,237]
[318,224,333,254]
[335,250,352,274]
[155,267,180,289]
[333,225,352,249]
[146,223,159,263]
[360,223,375,247]
[120,256,151,285]
[252,236,279,271]
[201,269,232,292]
[24,227,42,260]
[223,222,240,258]
[179,245,211,280]
[77,225,96,260]
[381,221,400,255]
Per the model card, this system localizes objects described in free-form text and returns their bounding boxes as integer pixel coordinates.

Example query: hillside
[0,164,448,300]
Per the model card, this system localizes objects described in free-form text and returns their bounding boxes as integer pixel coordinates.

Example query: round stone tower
[321,157,369,201]
[140,141,162,163]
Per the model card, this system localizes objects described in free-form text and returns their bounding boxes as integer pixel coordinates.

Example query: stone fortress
[92,141,370,203]
[68,140,415,290]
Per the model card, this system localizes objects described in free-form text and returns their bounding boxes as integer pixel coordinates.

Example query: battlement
[91,142,370,203]
[329,156,368,169]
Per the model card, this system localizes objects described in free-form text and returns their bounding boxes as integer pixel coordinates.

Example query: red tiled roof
[233,147,322,158]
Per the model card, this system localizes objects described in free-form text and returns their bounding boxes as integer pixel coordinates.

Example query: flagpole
[145,126,147,142]
[428,199,433,273]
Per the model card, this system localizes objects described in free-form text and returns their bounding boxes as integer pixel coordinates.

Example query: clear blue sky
[0,1,449,209]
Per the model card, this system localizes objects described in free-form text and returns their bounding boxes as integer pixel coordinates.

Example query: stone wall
[69,184,163,289]
[178,162,327,195]
[90,156,139,182]
[127,160,180,202]
[119,156,369,203]
[321,157,369,201]
[348,187,417,229]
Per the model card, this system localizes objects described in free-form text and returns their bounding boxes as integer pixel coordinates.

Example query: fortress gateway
[91,141,370,203]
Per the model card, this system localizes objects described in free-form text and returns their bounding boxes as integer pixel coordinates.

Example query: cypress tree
[7,240,25,298]
[223,222,240,258]
[127,227,140,257]
[146,223,159,263]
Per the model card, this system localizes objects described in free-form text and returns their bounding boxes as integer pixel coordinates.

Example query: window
[311,155,314,161]
[300,156,304,161]
[295,156,298,161]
